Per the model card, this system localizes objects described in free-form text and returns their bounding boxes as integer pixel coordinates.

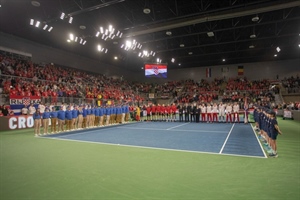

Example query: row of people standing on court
[177,102,242,123]
[33,104,130,136]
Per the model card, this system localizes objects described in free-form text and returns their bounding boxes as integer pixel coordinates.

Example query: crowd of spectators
[282,75,300,93]
[1,53,299,117]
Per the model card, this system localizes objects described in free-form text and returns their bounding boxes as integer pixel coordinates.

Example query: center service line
[166,122,190,130]
[219,123,235,154]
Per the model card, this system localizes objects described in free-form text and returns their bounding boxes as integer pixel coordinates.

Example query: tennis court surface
[41,122,266,158]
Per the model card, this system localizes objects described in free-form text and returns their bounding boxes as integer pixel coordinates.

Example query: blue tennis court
[41,122,266,158]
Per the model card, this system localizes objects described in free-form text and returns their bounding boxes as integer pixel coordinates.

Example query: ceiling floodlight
[109,25,112,32]
[60,12,65,20]
[180,44,185,47]
[30,19,34,25]
[97,45,101,51]
[70,33,74,41]
[100,27,104,34]
[252,16,259,22]
[116,31,120,36]
[126,40,132,48]
[31,1,41,7]
[276,47,281,52]
[67,39,71,43]
[274,54,277,57]
[166,31,172,36]
[222,59,226,62]
[207,32,214,37]
[249,45,255,48]
[75,37,78,42]
[119,32,123,38]
[79,25,86,30]
[105,49,108,53]
[171,58,175,63]
[250,34,256,38]
[80,38,83,44]
[188,52,193,55]
[105,29,108,35]
[96,32,100,37]
[43,24,48,30]
[35,21,40,27]
[82,40,87,45]
[48,27,53,32]
[143,8,151,14]
[68,16,73,24]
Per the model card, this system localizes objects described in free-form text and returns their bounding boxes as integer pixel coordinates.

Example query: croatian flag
[145,64,167,78]
[10,95,41,115]
[206,67,211,78]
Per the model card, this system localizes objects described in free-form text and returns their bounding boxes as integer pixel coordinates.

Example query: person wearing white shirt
[219,102,226,122]
[200,103,207,122]
[38,103,45,114]
[21,106,28,115]
[206,104,212,123]
[226,103,233,123]
[28,104,36,115]
[233,102,240,122]
[211,103,219,122]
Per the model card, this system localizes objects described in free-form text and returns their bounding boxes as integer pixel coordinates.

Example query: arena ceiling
[0,0,299,71]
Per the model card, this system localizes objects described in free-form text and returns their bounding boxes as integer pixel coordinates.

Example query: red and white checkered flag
[22,97,30,107]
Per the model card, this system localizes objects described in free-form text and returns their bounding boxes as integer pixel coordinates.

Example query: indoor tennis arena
[0,0,299,200]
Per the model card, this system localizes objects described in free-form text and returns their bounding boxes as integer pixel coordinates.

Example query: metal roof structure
[0,0,299,71]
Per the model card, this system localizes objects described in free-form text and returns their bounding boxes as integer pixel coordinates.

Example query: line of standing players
[33,104,130,136]
[253,105,282,158]
[138,102,247,123]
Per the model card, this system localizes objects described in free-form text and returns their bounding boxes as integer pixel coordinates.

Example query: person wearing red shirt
[51,90,58,105]
[146,105,151,121]
[161,104,166,121]
[9,87,17,96]
[156,104,161,121]
[20,89,26,97]
[42,90,49,104]
[171,103,177,122]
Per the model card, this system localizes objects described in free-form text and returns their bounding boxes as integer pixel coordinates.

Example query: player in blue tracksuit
[65,106,73,130]
[125,104,130,122]
[50,107,58,133]
[72,107,79,130]
[121,105,127,123]
[82,105,87,128]
[86,106,92,128]
[33,108,42,136]
[42,108,51,134]
[105,105,111,125]
[116,105,122,123]
[99,106,104,126]
[57,107,66,132]
[94,107,100,126]
[268,111,282,157]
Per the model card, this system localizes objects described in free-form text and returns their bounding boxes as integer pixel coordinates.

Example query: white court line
[38,136,266,159]
[166,122,190,130]
[219,123,235,154]
[250,123,268,158]
[117,126,227,133]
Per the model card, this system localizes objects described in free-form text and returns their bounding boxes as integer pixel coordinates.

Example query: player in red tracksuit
[146,105,151,121]
[156,104,161,121]
[161,104,166,121]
